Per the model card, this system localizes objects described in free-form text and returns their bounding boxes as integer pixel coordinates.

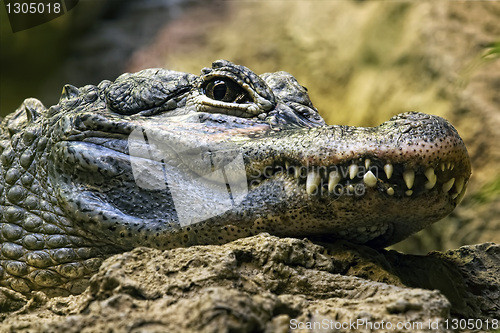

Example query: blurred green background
[1,0,499,254]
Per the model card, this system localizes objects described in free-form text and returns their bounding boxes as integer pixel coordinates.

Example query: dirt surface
[1,234,498,332]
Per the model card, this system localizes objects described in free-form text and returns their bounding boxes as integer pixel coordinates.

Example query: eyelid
[199,70,275,113]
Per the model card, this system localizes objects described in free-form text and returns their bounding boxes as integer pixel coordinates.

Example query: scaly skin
[0,60,471,295]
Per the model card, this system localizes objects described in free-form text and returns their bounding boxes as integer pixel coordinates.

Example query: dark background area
[0,0,203,117]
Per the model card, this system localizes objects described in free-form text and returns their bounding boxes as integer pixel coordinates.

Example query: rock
[431,243,500,319]
[1,234,498,332]
[0,287,28,313]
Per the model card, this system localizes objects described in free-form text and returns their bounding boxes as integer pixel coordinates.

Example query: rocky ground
[0,234,497,332]
[1,1,499,332]
[1,234,499,332]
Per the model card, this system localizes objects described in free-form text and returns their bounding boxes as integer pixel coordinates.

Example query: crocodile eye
[202,78,251,103]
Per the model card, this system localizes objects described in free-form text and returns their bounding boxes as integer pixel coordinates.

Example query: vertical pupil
[213,81,227,100]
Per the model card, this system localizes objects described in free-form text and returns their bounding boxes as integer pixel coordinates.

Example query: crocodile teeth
[403,169,415,190]
[424,167,437,190]
[440,163,445,172]
[387,187,395,196]
[442,178,455,193]
[365,159,371,169]
[405,190,413,196]
[454,177,465,194]
[424,167,435,181]
[363,170,377,187]
[456,182,467,204]
[306,170,321,195]
[384,164,393,179]
[425,179,437,190]
[349,164,359,179]
[328,171,341,192]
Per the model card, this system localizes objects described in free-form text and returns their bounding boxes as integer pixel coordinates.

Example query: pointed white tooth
[440,163,445,171]
[425,177,437,190]
[450,163,455,170]
[363,170,377,187]
[456,183,467,204]
[451,193,459,199]
[347,184,354,193]
[306,170,321,195]
[442,178,455,193]
[446,162,451,170]
[384,164,393,179]
[424,167,435,181]
[328,171,341,192]
[365,159,371,169]
[405,190,413,196]
[403,169,415,189]
[387,187,395,196]
[285,161,290,170]
[349,164,359,179]
[424,167,437,190]
[454,177,465,194]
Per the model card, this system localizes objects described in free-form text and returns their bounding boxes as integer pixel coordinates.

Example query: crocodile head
[1,60,470,293]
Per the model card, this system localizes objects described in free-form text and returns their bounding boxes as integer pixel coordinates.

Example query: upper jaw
[56,109,471,203]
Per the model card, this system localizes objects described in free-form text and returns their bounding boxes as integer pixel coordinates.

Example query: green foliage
[470,174,500,204]
[482,41,500,60]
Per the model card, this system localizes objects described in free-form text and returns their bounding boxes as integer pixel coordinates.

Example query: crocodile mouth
[54,136,467,205]
[250,156,467,203]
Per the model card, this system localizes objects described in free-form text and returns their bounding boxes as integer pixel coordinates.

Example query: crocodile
[0,60,471,295]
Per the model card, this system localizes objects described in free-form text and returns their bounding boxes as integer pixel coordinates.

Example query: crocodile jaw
[49,111,470,248]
